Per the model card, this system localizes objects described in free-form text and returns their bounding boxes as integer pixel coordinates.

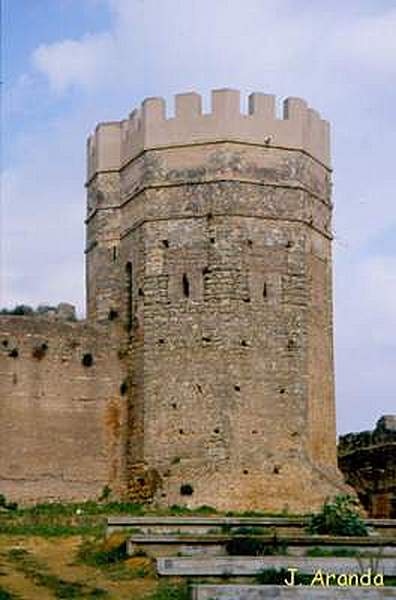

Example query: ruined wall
[86,89,349,513]
[338,416,396,518]
[0,316,127,503]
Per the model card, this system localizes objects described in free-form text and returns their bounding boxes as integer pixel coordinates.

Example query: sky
[1,0,395,434]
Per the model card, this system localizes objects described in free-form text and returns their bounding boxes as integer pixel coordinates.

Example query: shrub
[225,535,287,556]
[307,495,368,537]
[98,485,112,502]
[0,305,34,316]
[0,494,18,511]
[77,538,128,567]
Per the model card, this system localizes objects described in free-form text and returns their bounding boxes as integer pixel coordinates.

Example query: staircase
[107,516,396,599]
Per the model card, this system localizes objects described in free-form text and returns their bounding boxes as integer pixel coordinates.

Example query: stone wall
[0,316,127,503]
[338,416,396,518]
[0,89,351,511]
[85,90,349,512]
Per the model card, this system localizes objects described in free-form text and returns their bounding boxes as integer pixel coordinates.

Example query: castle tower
[86,89,348,512]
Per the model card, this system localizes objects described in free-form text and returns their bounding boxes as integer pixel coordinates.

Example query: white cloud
[32,32,115,93]
[29,1,396,101]
[30,0,330,97]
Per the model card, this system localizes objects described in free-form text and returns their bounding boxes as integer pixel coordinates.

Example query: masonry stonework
[338,416,396,518]
[1,89,350,511]
[0,317,126,502]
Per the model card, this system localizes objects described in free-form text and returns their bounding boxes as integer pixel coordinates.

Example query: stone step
[127,533,396,558]
[191,585,396,600]
[156,556,396,577]
[106,515,396,536]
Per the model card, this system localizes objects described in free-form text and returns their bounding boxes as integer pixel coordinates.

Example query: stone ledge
[156,556,396,576]
[191,585,396,600]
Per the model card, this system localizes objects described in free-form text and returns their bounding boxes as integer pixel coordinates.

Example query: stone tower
[86,89,348,512]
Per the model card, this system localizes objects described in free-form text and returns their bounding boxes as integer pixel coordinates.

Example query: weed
[225,528,287,556]
[98,486,112,502]
[0,495,18,511]
[77,538,128,567]
[225,535,287,556]
[307,495,368,537]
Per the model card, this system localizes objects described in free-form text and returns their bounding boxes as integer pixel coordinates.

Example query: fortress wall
[0,317,126,504]
[86,171,122,322]
[87,90,331,181]
[112,129,347,512]
[306,234,337,468]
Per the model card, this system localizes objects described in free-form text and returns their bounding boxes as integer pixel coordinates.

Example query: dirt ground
[0,534,167,600]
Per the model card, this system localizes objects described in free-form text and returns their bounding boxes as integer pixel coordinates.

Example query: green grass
[0,501,146,537]
[0,499,304,538]
[145,582,190,600]
[0,522,103,537]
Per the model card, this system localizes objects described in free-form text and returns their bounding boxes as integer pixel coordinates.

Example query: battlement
[87,89,330,181]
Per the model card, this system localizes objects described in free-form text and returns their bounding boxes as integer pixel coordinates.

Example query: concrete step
[107,515,396,536]
[157,556,396,577]
[107,515,305,535]
[127,533,396,558]
[191,585,396,600]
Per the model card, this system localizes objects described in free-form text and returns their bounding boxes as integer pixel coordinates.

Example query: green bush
[307,495,368,537]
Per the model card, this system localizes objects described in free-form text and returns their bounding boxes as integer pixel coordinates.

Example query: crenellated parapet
[87,89,330,181]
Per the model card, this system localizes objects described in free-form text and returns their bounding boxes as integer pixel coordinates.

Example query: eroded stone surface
[338,416,396,518]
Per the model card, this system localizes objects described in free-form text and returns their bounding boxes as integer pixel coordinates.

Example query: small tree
[308,495,368,537]
[0,305,34,316]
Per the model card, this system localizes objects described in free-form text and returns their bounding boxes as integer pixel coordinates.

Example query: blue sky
[2,0,395,434]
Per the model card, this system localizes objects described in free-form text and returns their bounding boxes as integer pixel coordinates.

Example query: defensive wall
[85,89,348,512]
[0,315,126,503]
[0,89,353,511]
